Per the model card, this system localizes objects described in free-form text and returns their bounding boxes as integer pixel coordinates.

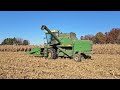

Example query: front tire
[48,48,57,59]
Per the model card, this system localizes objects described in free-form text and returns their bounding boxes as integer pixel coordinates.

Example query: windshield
[46,34,51,44]
[46,32,59,44]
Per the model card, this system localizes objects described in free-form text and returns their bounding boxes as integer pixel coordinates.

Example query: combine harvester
[27,25,93,62]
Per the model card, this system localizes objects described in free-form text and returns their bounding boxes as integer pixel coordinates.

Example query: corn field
[0,44,120,79]
[0,52,120,79]
[93,44,120,54]
[0,44,120,54]
[0,45,36,52]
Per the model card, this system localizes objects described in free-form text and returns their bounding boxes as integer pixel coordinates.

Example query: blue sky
[0,11,120,45]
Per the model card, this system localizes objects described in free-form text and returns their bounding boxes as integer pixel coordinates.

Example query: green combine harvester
[27,25,93,62]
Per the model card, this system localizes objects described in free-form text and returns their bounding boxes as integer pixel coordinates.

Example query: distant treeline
[81,28,120,44]
[1,28,120,45]
[1,37,30,45]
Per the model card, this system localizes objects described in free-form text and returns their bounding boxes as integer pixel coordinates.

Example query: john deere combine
[27,25,93,62]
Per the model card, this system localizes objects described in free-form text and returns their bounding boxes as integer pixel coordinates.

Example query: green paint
[58,47,72,57]
[26,47,41,56]
[43,44,48,57]
[73,40,92,55]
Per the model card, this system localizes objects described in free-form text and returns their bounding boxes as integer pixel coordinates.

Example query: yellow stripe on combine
[51,30,59,32]
[60,44,72,46]
[45,30,59,33]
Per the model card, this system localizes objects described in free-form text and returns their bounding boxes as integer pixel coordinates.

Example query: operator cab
[45,30,59,44]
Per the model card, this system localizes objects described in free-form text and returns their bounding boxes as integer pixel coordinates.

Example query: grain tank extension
[27,25,93,62]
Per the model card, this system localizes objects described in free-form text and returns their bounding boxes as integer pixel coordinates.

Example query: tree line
[81,28,120,44]
[1,28,120,45]
[1,37,30,45]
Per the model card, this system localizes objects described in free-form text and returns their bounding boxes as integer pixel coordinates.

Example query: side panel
[73,40,92,55]
[58,37,72,45]
[57,47,73,57]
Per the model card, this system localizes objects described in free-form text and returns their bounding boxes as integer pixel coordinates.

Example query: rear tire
[73,54,82,62]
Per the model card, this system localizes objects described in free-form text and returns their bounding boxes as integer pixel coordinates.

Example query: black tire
[81,53,91,60]
[48,48,57,59]
[73,54,82,62]
[86,55,91,60]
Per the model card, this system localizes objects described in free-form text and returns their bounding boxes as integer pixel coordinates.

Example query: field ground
[0,52,120,79]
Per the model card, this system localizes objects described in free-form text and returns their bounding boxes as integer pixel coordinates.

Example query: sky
[0,11,120,45]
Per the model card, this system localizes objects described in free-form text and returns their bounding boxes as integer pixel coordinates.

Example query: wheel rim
[74,57,78,61]
[48,52,52,58]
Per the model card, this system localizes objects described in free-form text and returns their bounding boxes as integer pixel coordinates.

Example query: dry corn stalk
[93,44,120,54]
[0,44,120,55]
[0,45,37,52]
